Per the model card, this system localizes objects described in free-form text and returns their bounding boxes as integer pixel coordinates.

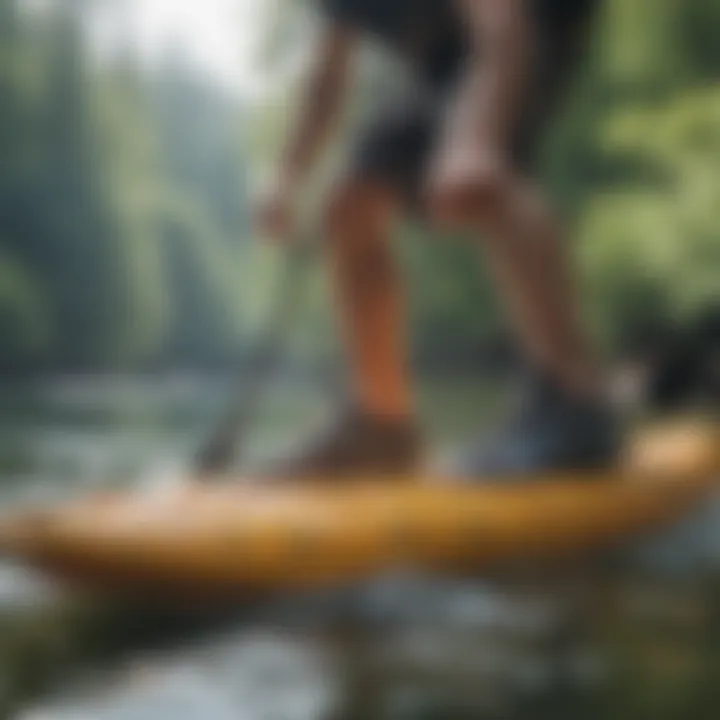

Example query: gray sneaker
[454,373,621,481]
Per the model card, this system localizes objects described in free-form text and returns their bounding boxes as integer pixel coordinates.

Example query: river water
[1,377,719,720]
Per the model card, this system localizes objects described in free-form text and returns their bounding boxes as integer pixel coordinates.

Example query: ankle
[563,370,606,405]
[356,395,414,424]
[537,356,605,402]
[531,363,608,409]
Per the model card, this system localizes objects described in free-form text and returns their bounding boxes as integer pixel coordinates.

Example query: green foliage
[0,0,250,373]
[580,87,720,350]
[0,250,49,363]
[0,0,718,374]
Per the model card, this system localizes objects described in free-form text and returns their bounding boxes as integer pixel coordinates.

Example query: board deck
[1,418,718,599]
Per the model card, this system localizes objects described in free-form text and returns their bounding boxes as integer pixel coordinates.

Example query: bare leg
[261,178,421,478]
[474,174,602,399]
[429,134,602,401]
[324,179,413,419]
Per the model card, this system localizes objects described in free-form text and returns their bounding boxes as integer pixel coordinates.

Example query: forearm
[279,24,355,185]
[447,0,533,146]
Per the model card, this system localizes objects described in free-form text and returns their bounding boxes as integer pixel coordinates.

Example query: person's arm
[280,21,356,187]
[426,0,534,225]
[444,0,533,155]
[257,21,356,239]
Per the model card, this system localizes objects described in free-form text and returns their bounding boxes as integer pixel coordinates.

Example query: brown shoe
[264,406,423,480]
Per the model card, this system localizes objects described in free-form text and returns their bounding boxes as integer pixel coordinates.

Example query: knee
[426,161,514,233]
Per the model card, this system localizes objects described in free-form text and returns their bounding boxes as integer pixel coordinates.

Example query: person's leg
[264,94,437,479]
[437,169,601,400]
[428,16,601,401]
[429,164,617,477]
[427,1,608,397]
[264,176,422,479]
[324,180,413,420]
[425,17,617,476]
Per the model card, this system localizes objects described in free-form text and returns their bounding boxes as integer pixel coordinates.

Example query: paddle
[194,239,313,475]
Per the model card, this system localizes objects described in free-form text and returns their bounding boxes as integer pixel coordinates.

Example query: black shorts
[348,16,594,204]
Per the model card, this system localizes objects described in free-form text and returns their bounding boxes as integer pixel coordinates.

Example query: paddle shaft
[194,242,312,475]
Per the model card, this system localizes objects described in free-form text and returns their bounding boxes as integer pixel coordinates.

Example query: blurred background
[0,0,719,718]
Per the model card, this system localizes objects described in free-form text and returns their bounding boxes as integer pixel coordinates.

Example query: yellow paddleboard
[1,419,718,600]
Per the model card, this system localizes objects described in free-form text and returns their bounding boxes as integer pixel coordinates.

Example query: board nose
[624,418,720,477]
